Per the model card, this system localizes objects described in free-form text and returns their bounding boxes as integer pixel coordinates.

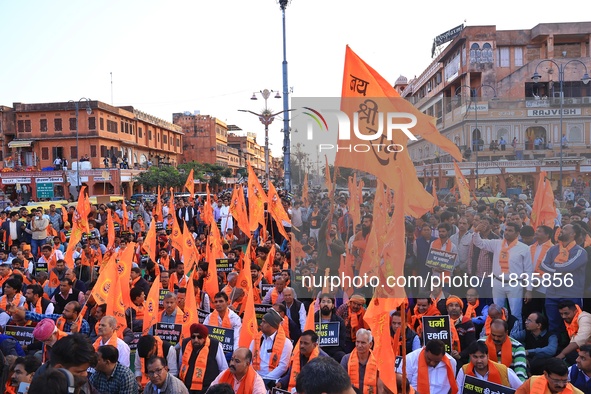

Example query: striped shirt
[479,336,528,382]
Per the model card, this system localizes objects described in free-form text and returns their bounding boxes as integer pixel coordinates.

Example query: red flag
[453,161,471,205]
[247,162,266,232]
[230,185,250,236]
[531,171,557,229]
[335,46,461,217]
[184,169,195,202]
[266,181,290,240]
[143,276,161,335]
[143,219,157,264]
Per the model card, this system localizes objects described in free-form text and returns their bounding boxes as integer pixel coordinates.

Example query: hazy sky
[1,1,588,156]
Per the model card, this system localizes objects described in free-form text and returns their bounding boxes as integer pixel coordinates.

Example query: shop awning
[7,140,34,148]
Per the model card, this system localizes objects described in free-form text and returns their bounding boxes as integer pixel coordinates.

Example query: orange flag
[154,186,163,223]
[106,272,127,339]
[90,257,119,305]
[202,184,214,227]
[235,239,253,305]
[302,173,309,207]
[230,185,250,236]
[143,276,161,335]
[531,171,557,229]
[117,241,136,308]
[209,221,225,260]
[74,186,90,233]
[261,244,275,283]
[143,219,157,264]
[182,264,198,340]
[182,221,199,268]
[184,169,195,202]
[203,237,220,302]
[453,161,471,205]
[170,218,184,254]
[247,161,266,232]
[432,182,439,211]
[238,244,258,347]
[303,299,316,332]
[364,168,407,393]
[266,181,290,240]
[335,46,461,217]
[106,208,115,251]
[61,206,68,227]
[121,199,129,231]
[64,221,81,269]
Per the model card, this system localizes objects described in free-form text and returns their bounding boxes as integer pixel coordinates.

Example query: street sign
[36,182,54,199]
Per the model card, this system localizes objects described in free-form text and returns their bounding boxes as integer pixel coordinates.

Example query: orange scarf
[288,343,320,390]
[483,309,506,336]
[139,336,163,387]
[32,296,44,314]
[253,326,287,372]
[450,317,462,352]
[565,305,582,338]
[0,293,22,311]
[417,348,458,394]
[208,309,232,328]
[499,238,518,273]
[160,307,185,326]
[431,238,453,252]
[531,240,553,273]
[349,349,378,394]
[281,316,291,339]
[530,375,574,394]
[411,303,440,335]
[94,332,118,351]
[556,241,576,263]
[218,365,257,394]
[56,316,67,332]
[464,360,504,385]
[485,335,513,367]
[346,305,365,343]
[465,300,479,319]
[270,288,280,305]
[179,337,211,391]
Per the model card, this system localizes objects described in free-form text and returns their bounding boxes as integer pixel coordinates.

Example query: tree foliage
[133,162,235,192]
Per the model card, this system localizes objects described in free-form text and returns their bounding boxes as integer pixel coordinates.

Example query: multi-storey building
[1,100,182,198]
[401,22,591,197]
[172,113,229,167]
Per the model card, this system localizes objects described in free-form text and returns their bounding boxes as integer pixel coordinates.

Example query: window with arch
[482,43,493,63]
[569,126,583,143]
[497,128,509,142]
[470,43,481,64]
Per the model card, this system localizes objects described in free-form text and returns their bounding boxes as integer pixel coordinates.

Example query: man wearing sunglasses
[178,323,228,393]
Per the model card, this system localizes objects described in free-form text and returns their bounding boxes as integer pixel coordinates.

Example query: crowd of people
[0,178,590,394]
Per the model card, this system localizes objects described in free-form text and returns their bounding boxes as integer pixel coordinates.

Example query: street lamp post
[278,0,292,192]
[68,98,92,196]
[532,60,590,200]
[455,84,497,193]
[239,89,282,186]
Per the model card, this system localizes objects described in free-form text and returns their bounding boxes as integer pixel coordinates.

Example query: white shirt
[249,330,294,381]
[9,220,18,240]
[403,348,457,394]
[210,368,268,394]
[97,337,131,368]
[203,309,242,351]
[29,299,54,315]
[472,232,533,291]
[456,364,523,394]
[285,301,307,331]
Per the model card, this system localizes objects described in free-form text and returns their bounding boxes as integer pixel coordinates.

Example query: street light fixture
[68,98,92,197]
[454,84,497,193]
[532,59,590,200]
[239,89,282,186]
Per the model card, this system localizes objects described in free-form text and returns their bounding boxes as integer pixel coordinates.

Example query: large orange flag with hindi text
[143,275,161,335]
[453,161,471,205]
[335,46,461,217]
[531,171,557,229]
[90,257,118,306]
[247,161,266,232]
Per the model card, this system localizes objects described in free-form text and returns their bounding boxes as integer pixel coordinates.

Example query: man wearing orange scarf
[539,224,587,336]
[556,300,591,365]
[203,292,242,352]
[410,296,441,336]
[249,310,293,387]
[94,316,131,367]
[516,358,583,394]
[456,341,523,393]
[340,329,378,394]
[480,319,528,382]
[276,330,329,390]
[179,323,228,394]
[336,294,367,353]
[211,348,267,394]
[404,339,458,394]
[446,295,476,367]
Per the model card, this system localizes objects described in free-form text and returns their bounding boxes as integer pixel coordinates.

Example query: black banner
[5,325,34,347]
[255,304,273,324]
[216,258,236,273]
[315,322,340,346]
[463,375,515,394]
[434,25,464,46]
[422,315,452,353]
[129,332,142,352]
[154,322,182,346]
[425,248,457,272]
[205,325,234,353]
[198,309,210,324]
[159,289,169,308]
[271,388,291,394]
